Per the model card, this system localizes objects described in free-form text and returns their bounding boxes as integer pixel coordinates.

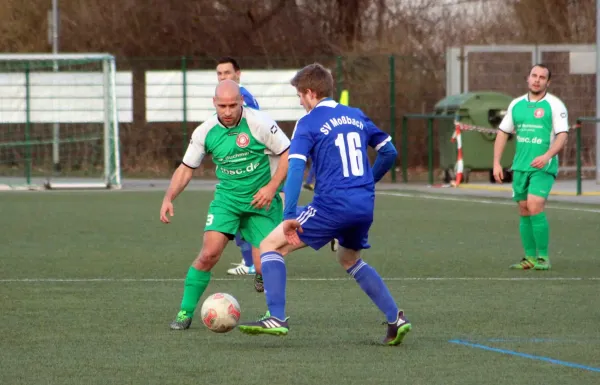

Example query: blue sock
[261,252,287,320]
[235,232,253,267]
[347,259,399,323]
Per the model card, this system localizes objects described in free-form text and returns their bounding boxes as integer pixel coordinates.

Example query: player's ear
[213,97,217,108]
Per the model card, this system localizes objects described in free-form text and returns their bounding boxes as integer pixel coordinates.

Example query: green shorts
[204,193,283,248]
[512,170,555,201]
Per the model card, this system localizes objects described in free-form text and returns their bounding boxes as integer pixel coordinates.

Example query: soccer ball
[200,293,241,333]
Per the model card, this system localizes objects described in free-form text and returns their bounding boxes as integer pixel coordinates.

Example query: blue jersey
[289,99,391,198]
[240,85,260,109]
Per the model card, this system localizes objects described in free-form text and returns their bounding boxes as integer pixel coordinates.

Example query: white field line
[0,277,598,283]
[377,191,600,214]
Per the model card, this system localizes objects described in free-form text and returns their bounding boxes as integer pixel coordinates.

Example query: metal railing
[397,114,598,196]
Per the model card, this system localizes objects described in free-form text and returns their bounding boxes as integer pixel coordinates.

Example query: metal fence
[3,50,596,184]
[447,44,598,181]
[3,54,452,179]
[108,55,444,176]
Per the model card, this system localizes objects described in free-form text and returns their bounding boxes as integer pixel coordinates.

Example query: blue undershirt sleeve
[371,141,398,183]
[283,158,306,220]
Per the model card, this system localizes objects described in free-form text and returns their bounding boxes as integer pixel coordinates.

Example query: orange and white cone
[450,123,463,187]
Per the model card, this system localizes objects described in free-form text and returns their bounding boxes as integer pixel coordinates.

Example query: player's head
[213,79,243,127]
[290,63,334,112]
[216,56,241,83]
[527,64,551,96]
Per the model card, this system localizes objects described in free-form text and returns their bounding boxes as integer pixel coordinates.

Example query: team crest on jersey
[534,108,545,118]
[236,133,250,148]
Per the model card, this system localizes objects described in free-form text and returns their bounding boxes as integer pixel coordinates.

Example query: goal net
[0,54,121,190]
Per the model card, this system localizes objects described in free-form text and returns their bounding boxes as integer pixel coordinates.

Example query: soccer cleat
[330,238,339,252]
[238,314,289,336]
[226,263,256,276]
[383,311,412,346]
[169,310,192,330]
[509,257,536,270]
[534,258,551,270]
[254,273,264,292]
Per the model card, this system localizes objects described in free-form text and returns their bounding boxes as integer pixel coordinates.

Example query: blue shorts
[295,203,373,251]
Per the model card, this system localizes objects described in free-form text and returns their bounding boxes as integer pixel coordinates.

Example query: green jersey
[182,107,291,203]
[499,93,569,175]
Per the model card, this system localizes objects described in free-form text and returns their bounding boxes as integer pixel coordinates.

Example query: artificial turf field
[1,189,599,384]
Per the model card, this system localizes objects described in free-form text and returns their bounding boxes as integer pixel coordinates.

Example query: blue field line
[449,339,600,373]
[485,338,600,344]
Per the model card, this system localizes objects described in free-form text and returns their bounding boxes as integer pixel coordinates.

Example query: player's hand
[530,155,550,169]
[492,163,504,183]
[251,184,277,210]
[160,200,174,223]
[282,219,303,246]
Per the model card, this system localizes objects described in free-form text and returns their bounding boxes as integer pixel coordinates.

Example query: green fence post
[25,63,32,185]
[402,116,408,183]
[427,117,435,185]
[335,56,343,101]
[576,120,582,196]
[181,56,188,154]
[389,55,396,182]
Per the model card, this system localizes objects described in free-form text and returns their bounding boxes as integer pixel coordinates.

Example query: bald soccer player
[160,80,290,330]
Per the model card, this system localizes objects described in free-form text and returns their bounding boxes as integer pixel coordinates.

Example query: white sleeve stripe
[374,136,392,151]
[289,154,307,162]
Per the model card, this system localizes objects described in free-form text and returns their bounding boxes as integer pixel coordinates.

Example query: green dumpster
[434,91,516,183]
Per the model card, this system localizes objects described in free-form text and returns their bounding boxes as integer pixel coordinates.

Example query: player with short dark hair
[217,56,259,109]
[494,64,568,270]
[237,63,411,345]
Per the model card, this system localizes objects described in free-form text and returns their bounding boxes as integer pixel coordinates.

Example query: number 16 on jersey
[335,132,364,177]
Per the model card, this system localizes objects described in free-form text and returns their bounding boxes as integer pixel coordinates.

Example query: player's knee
[526,196,545,215]
[336,247,361,270]
[193,249,221,271]
[526,202,544,215]
[518,202,529,216]
[259,235,282,255]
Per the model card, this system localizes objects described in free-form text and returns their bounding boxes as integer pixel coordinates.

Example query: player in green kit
[160,79,290,330]
[493,64,569,270]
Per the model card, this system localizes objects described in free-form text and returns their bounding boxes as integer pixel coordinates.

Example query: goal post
[0,53,121,190]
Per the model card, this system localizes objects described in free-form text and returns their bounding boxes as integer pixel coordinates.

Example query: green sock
[180,266,211,315]
[519,215,537,258]
[530,212,549,258]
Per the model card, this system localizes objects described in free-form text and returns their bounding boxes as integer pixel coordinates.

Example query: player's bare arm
[160,164,194,223]
[530,132,568,169]
[251,149,289,209]
[493,131,510,182]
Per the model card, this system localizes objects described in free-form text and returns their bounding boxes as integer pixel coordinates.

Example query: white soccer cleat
[227,263,255,276]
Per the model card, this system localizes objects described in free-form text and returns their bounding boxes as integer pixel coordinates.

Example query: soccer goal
[0,53,121,190]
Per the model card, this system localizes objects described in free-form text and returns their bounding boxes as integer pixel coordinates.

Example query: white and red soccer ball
[200,293,241,333]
